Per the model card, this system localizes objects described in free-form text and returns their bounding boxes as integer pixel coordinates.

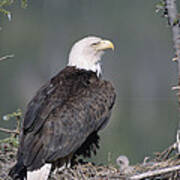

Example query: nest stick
[129,164,180,180]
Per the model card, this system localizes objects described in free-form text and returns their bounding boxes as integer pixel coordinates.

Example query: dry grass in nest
[1,139,180,180]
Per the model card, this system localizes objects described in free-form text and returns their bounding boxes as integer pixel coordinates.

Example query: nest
[1,139,180,180]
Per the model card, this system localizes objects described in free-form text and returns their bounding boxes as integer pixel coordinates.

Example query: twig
[0,127,19,135]
[16,115,21,135]
[155,143,177,160]
[0,54,14,62]
[172,86,180,90]
[129,164,180,180]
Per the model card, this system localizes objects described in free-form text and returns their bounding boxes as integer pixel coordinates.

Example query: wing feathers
[19,67,116,171]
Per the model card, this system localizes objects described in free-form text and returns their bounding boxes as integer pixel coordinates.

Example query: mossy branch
[164,0,180,153]
[156,0,180,154]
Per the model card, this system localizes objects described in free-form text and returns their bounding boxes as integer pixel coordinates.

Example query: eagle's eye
[91,42,100,46]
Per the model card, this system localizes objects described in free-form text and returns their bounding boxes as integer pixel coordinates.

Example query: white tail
[27,164,51,180]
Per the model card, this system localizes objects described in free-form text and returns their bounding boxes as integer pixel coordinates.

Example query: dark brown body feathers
[9,66,116,179]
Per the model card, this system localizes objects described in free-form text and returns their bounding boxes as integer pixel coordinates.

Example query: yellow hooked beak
[94,39,114,51]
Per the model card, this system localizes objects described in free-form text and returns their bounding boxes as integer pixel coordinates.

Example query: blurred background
[0,0,179,166]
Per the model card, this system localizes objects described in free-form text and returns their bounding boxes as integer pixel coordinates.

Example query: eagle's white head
[68,36,114,77]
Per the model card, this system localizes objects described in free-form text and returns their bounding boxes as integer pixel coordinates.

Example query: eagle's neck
[67,49,103,77]
[68,62,102,77]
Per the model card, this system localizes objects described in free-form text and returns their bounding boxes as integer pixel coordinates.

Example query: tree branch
[166,0,180,153]
[0,54,14,62]
[129,164,180,180]
[0,127,19,135]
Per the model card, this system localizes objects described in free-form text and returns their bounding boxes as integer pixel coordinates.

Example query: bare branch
[0,127,19,135]
[0,54,14,62]
[155,143,177,160]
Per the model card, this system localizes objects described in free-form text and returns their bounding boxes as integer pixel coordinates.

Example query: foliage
[0,135,19,148]
[0,0,27,21]
[2,108,22,121]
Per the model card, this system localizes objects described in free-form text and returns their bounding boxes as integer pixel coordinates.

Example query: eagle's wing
[19,72,116,171]
[44,81,116,162]
[23,81,63,133]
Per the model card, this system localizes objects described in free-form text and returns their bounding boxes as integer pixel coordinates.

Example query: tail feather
[9,162,51,180]
[27,164,51,180]
[9,158,27,180]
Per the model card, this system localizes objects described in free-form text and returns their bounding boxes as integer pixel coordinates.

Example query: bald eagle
[9,36,116,180]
